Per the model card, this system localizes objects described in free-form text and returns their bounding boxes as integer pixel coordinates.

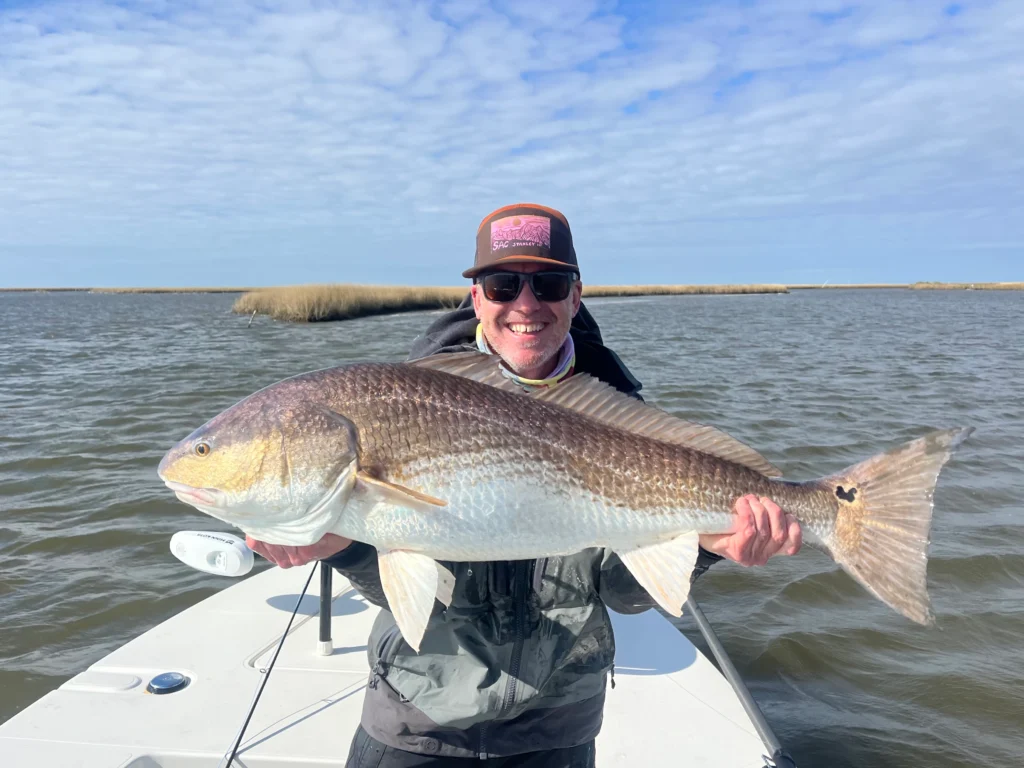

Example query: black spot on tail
[836,485,858,503]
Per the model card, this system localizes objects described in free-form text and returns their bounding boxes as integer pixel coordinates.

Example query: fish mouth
[163,480,226,508]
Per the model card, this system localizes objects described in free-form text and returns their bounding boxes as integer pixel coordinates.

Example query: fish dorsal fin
[407,351,523,393]
[409,351,781,477]
[534,375,782,477]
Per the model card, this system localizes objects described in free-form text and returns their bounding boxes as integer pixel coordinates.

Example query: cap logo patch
[491,215,550,252]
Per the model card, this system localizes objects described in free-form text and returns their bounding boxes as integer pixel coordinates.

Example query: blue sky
[0,0,1021,287]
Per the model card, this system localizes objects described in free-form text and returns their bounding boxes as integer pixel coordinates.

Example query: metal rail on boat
[316,565,796,767]
[319,563,333,656]
[685,595,797,768]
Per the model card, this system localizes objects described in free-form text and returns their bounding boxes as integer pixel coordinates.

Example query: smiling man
[248,203,802,768]
[463,208,583,382]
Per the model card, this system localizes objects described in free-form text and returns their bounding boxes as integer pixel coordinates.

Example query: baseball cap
[463,203,579,279]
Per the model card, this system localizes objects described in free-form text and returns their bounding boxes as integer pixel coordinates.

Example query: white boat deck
[0,566,772,767]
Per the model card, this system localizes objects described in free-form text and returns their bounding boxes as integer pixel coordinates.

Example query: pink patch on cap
[491,215,551,252]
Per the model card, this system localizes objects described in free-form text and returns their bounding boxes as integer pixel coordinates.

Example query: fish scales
[313,364,758,555]
[158,353,973,650]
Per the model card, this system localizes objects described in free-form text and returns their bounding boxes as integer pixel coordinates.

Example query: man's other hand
[698,494,802,566]
[245,533,352,568]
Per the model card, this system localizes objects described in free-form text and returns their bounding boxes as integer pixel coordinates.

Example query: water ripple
[1,289,1022,766]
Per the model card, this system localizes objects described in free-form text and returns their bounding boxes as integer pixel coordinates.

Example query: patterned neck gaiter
[475,323,576,391]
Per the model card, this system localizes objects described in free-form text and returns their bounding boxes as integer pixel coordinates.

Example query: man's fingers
[733,494,754,519]
[748,495,769,536]
[248,537,293,568]
[243,534,351,570]
[784,514,803,556]
[749,496,771,564]
[288,549,311,567]
[723,495,803,566]
[247,537,280,564]
[764,497,787,549]
[755,497,787,564]
[267,544,293,568]
[245,535,265,556]
[730,496,755,565]
[316,533,352,559]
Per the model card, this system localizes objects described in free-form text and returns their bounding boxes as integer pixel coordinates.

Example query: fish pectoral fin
[377,550,453,653]
[356,472,448,511]
[616,532,701,617]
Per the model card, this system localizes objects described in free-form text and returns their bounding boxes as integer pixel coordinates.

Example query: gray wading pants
[345,726,597,768]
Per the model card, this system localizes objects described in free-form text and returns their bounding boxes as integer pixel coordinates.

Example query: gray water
[1,289,1022,767]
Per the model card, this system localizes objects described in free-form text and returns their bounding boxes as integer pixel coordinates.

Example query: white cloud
[0,0,1021,286]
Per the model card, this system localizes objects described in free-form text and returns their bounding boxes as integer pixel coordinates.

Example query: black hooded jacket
[406,295,643,397]
[326,296,722,759]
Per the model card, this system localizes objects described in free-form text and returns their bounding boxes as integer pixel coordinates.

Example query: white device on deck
[170,531,254,577]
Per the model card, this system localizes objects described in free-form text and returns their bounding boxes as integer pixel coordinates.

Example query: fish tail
[820,427,973,624]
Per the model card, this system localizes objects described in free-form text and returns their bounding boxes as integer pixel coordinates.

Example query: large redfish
[158,352,972,651]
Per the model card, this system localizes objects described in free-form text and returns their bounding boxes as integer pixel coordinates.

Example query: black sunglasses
[477,271,578,303]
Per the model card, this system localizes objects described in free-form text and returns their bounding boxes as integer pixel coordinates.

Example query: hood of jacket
[406,293,642,397]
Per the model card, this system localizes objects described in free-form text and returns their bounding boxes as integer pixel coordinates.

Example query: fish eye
[194,442,212,457]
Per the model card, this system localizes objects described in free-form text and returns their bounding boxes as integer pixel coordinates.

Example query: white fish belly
[333,455,735,560]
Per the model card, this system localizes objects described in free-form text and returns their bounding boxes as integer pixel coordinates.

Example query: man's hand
[245,533,352,568]
[698,494,802,566]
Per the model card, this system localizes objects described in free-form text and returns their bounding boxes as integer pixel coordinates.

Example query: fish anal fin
[356,472,447,511]
[377,550,454,653]
[616,532,701,617]
[535,376,782,477]
[434,562,455,608]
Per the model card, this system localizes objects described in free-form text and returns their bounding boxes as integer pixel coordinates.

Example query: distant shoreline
[1,282,1020,324]
[3,282,1021,294]
[0,287,257,293]
[787,282,1024,290]
[228,283,796,322]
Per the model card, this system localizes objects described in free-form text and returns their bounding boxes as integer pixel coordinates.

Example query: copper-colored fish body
[159,353,972,650]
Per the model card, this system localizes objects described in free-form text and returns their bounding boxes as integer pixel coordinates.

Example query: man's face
[471,262,583,379]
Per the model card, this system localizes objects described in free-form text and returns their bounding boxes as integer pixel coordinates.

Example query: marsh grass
[5,280,1019,310]
[233,283,793,322]
[233,284,470,322]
